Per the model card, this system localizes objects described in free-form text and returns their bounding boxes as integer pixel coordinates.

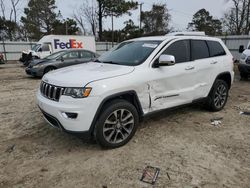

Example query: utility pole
[111,13,114,47]
[139,3,143,30]
[65,20,68,35]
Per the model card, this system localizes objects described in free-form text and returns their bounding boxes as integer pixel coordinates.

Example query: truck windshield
[31,44,41,51]
[98,40,162,66]
[44,51,66,60]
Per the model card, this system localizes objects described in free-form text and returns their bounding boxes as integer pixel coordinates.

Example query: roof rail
[166,31,206,36]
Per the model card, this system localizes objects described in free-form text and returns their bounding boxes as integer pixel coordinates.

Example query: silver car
[25,49,99,77]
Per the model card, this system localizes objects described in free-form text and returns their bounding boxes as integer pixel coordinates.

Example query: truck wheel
[240,72,248,79]
[44,66,55,75]
[94,99,139,148]
[206,79,229,112]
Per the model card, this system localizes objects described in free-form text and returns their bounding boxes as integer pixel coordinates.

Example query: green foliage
[0,17,18,41]
[21,0,58,40]
[188,9,222,36]
[21,0,80,40]
[97,0,138,41]
[52,18,80,35]
[141,4,171,35]
[223,0,250,35]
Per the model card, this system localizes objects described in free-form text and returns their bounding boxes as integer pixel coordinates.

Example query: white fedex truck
[20,35,96,63]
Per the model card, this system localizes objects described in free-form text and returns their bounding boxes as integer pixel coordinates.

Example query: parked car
[37,32,234,148]
[238,41,250,79]
[26,49,98,77]
[20,35,96,65]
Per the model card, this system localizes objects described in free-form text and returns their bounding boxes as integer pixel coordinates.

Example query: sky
[2,0,233,31]
[55,0,232,31]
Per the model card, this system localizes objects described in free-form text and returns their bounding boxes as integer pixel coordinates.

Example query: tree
[73,0,98,37]
[52,18,80,35]
[97,0,138,41]
[0,0,6,19]
[188,9,222,35]
[122,19,142,40]
[223,0,250,35]
[0,17,18,40]
[21,0,58,40]
[10,0,21,24]
[141,4,171,35]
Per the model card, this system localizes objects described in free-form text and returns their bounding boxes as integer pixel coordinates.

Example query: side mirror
[38,48,42,52]
[239,45,245,53]
[60,56,64,62]
[156,55,175,67]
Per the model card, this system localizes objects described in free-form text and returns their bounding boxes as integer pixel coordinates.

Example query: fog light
[62,112,78,119]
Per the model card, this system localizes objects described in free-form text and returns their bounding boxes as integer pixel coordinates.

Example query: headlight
[33,64,42,68]
[63,87,92,98]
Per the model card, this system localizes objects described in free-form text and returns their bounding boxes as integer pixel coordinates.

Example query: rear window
[191,40,209,60]
[207,41,226,57]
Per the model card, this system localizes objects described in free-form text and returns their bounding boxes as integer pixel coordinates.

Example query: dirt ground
[0,63,249,188]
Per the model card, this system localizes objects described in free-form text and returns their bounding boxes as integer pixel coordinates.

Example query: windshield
[98,40,162,66]
[44,51,66,60]
[31,44,41,51]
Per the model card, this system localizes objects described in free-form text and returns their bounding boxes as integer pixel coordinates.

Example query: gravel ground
[0,63,249,188]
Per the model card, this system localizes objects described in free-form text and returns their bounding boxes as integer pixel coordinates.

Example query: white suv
[37,33,234,148]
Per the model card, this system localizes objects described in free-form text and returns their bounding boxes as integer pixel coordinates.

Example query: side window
[41,44,50,52]
[62,51,79,59]
[207,41,226,57]
[163,40,190,63]
[80,51,93,59]
[191,40,209,60]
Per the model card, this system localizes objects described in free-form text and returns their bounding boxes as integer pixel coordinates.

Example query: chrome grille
[40,82,65,101]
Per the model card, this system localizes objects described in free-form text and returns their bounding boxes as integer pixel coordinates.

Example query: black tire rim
[103,109,134,144]
[214,84,227,108]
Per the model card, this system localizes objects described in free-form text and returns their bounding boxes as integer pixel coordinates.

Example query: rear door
[191,40,227,99]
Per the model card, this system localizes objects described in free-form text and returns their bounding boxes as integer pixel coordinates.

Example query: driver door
[149,40,197,111]
[60,51,80,68]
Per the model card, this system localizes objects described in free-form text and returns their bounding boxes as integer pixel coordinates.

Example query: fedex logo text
[54,39,83,49]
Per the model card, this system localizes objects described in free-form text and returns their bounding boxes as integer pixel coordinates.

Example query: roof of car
[128,34,221,42]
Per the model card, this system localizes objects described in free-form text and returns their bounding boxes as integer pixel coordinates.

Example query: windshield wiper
[102,61,119,65]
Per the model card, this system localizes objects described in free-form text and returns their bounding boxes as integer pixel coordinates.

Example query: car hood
[30,59,52,66]
[42,62,135,87]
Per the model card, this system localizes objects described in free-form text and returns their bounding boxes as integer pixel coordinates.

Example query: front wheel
[94,99,139,148]
[206,79,229,112]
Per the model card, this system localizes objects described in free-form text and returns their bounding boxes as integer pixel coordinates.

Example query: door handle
[185,66,195,70]
[211,61,218,65]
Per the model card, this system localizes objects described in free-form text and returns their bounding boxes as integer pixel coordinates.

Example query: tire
[94,99,139,148]
[44,66,55,75]
[206,79,229,112]
[240,72,248,79]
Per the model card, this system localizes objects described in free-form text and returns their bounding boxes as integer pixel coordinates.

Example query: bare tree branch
[10,0,21,23]
[0,0,6,19]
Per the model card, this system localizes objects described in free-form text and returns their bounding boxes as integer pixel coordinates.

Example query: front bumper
[238,63,250,74]
[25,67,43,77]
[36,90,101,133]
